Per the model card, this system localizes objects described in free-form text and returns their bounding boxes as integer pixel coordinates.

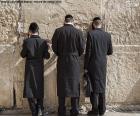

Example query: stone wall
[0,0,139,109]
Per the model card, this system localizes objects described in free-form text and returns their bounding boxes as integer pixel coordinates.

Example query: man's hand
[83,79,88,88]
[84,69,88,73]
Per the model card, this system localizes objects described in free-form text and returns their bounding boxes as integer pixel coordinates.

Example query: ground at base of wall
[0,110,140,116]
[0,105,140,116]
[0,112,140,116]
[80,104,140,114]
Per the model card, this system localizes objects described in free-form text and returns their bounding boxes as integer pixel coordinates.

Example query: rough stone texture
[0,5,18,44]
[0,0,139,110]
[0,45,15,107]
[1,110,140,116]
[104,0,140,105]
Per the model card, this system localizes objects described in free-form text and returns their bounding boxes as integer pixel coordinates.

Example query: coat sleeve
[77,31,85,56]
[43,41,50,59]
[20,40,27,58]
[52,29,59,56]
[84,32,92,69]
[107,34,113,55]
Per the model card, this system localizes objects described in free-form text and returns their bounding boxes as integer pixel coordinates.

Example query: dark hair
[92,17,102,28]
[29,22,39,33]
[65,14,74,23]
[93,17,101,21]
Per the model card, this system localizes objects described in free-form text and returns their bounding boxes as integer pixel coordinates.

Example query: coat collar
[94,28,103,31]
[30,35,40,38]
[64,23,74,27]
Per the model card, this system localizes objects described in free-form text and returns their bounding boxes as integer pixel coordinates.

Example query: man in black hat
[84,17,113,116]
[21,22,50,116]
[52,14,85,116]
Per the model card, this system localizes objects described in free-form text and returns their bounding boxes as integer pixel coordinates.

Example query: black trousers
[28,98,44,116]
[58,97,79,116]
[90,92,106,115]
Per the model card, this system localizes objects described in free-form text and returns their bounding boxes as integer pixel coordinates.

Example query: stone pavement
[0,112,140,116]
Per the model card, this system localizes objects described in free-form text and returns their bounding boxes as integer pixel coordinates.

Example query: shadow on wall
[44,54,58,111]
[120,53,140,110]
[124,78,140,105]
[115,78,140,112]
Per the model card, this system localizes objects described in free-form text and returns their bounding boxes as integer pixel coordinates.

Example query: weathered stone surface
[0,45,15,107]
[107,53,140,104]
[44,55,58,109]
[0,0,139,109]
[104,0,140,45]
[104,0,140,105]
[0,5,19,44]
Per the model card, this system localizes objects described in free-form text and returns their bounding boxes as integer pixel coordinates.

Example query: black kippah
[93,17,101,21]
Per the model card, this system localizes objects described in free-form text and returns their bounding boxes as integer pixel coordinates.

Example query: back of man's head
[29,22,39,34]
[92,17,102,28]
[65,14,74,23]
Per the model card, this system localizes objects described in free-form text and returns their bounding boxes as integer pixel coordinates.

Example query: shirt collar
[64,22,74,27]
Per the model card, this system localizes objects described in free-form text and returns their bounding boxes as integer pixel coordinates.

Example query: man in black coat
[84,17,113,116]
[20,22,50,116]
[52,15,85,116]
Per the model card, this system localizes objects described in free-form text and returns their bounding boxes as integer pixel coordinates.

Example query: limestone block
[104,0,140,105]
[104,0,140,45]
[106,52,140,104]
[0,45,15,107]
[44,54,58,109]
[14,82,24,108]
[21,0,102,39]
[0,5,19,44]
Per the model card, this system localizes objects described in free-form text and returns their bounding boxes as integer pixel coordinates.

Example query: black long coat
[84,28,113,93]
[20,35,50,98]
[52,24,85,97]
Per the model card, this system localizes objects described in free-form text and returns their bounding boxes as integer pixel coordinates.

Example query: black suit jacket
[52,24,85,97]
[84,28,113,93]
[20,35,50,98]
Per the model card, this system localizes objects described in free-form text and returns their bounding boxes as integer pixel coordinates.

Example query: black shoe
[87,110,98,116]
[70,113,79,116]
[0,108,5,112]
[31,108,38,116]
[70,110,79,116]
[99,114,104,116]
[58,107,66,116]
[38,109,43,116]
[37,105,44,116]
[58,113,66,116]
[58,111,66,116]
[32,112,38,116]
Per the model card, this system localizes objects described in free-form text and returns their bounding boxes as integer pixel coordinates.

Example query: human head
[28,22,39,34]
[64,14,74,24]
[92,17,102,29]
